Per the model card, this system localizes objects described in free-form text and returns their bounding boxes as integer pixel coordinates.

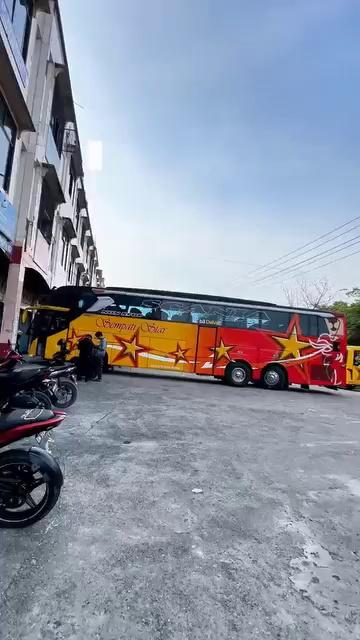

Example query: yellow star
[122,337,143,358]
[211,339,234,363]
[113,329,148,366]
[273,325,309,360]
[170,342,190,365]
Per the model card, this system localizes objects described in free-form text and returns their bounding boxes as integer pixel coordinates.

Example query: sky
[59,0,360,304]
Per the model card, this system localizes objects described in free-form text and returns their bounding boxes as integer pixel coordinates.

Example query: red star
[169,342,190,366]
[67,328,87,353]
[113,329,149,366]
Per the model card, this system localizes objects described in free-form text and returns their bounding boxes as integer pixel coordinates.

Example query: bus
[26,286,347,390]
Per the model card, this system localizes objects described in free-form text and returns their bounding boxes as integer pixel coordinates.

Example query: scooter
[0,406,65,527]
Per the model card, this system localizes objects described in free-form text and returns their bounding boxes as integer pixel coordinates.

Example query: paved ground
[1,371,360,640]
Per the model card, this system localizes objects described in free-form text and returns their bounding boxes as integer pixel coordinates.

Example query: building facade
[0,0,103,350]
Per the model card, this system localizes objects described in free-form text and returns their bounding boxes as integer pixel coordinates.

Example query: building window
[37,179,56,244]
[5,0,33,61]
[0,93,17,193]
[61,229,69,268]
[50,79,65,156]
[68,158,76,201]
[75,268,81,286]
[80,222,86,248]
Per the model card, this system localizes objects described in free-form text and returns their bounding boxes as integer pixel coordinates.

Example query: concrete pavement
[1,371,360,639]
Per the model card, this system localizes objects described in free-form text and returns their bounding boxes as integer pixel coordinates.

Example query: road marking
[301,441,358,447]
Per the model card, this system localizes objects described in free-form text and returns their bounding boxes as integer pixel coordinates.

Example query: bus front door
[195,326,217,375]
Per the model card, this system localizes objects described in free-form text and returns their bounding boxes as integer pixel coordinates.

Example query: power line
[250,233,360,285]
[245,214,360,277]
[253,222,360,275]
[272,246,360,284]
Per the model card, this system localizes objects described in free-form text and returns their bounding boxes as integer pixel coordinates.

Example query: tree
[331,288,360,344]
[282,277,335,309]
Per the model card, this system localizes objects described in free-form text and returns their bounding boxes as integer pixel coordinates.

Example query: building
[0,0,103,350]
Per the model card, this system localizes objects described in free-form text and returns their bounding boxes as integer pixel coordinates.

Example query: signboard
[0,0,28,87]
[0,190,16,254]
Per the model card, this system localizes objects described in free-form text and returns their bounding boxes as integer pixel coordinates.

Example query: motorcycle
[1,344,78,409]
[39,365,78,409]
[0,406,65,527]
[0,363,55,410]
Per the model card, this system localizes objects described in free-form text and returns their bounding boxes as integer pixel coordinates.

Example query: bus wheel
[262,365,287,390]
[225,362,251,387]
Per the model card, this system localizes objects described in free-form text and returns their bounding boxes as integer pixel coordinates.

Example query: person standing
[77,335,94,382]
[94,331,107,381]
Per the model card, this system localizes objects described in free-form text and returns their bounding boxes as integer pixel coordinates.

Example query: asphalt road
[1,372,360,640]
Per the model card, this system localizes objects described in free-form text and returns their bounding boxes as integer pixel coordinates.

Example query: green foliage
[331,288,360,344]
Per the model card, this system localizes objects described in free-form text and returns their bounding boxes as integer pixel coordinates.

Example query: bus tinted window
[318,316,329,335]
[262,310,290,332]
[159,300,191,322]
[224,307,261,329]
[299,314,318,336]
[126,297,160,319]
[191,303,224,326]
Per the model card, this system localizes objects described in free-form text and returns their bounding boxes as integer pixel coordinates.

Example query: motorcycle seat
[0,408,54,432]
[0,366,48,384]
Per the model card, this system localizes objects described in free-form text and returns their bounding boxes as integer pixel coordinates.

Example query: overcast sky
[60,0,360,303]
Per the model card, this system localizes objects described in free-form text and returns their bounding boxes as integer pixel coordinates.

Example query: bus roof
[47,285,339,317]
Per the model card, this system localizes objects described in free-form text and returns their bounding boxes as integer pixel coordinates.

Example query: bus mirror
[20,309,29,324]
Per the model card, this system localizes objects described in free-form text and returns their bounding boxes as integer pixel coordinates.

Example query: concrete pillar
[0,248,25,347]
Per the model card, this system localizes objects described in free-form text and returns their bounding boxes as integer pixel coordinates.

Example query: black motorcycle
[0,365,54,410]
[39,364,78,409]
[5,344,78,409]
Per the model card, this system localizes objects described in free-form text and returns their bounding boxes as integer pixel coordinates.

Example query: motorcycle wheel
[53,379,78,408]
[0,449,62,528]
[33,390,52,409]
[10,391,52,410]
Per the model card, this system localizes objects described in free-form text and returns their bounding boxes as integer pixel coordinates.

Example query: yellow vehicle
[346,346,360,389]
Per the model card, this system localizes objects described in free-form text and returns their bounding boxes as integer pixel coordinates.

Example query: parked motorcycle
[0,406,65,527]
[0,364,55,410]
[39,365,78,409]
[1,345,78,409]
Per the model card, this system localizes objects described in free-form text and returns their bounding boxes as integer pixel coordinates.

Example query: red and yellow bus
[27,286,347,390]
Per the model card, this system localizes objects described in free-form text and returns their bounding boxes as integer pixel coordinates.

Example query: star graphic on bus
[67,328,86,353]
[272,321,309,360]
[210,339,235,363]
[113,329,149,366]
[169,343,190,366]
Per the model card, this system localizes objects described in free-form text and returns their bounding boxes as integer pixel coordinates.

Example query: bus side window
[299,314,318,337]
[318,317,328,336]
[262,310,290,332]
[224,307,247,328]
[159,300,191,322]
[191,304,224,326]
[354,351,360,367]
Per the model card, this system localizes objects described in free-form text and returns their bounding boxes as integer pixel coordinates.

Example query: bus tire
[261,365,287,390]
[225,362,251,387]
